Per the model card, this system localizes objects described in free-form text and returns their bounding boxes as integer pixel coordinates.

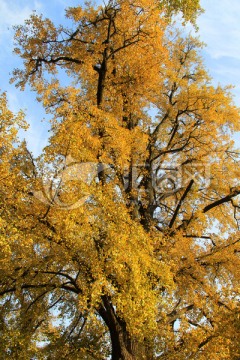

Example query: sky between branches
[0,0,239,155]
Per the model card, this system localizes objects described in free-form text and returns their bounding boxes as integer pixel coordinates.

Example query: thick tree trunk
[98,296,151,360]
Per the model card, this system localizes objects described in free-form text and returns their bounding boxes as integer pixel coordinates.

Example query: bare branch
[169,179,194,228]
[203,187,240,213]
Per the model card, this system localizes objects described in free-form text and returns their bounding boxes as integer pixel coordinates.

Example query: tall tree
[1,0,239,358]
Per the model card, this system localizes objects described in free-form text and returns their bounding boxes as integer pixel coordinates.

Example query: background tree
[1,0,239,359]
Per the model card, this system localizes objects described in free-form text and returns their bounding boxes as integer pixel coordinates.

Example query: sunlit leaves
[1,0,240,359]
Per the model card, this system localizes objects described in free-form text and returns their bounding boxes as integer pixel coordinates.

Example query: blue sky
[0,0,239,155]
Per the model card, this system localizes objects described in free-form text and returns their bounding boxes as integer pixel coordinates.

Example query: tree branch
[169,179,194,228]
[203,187,240,213]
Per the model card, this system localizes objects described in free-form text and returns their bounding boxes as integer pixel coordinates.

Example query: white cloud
[0,0,42,35]
[0,0,43,58]
[189,0,240,109]
[198,0,240,60]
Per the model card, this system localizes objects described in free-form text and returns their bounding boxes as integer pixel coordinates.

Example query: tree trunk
[98,296,151,360]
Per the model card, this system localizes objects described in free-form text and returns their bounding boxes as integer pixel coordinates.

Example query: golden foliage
[1,1,240,359]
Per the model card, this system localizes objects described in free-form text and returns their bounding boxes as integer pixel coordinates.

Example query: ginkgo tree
[1,0,240,359]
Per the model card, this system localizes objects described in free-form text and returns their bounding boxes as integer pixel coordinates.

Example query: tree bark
[98,296,151,360]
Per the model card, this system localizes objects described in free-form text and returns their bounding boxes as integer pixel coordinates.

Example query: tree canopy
[1,0,240,359]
